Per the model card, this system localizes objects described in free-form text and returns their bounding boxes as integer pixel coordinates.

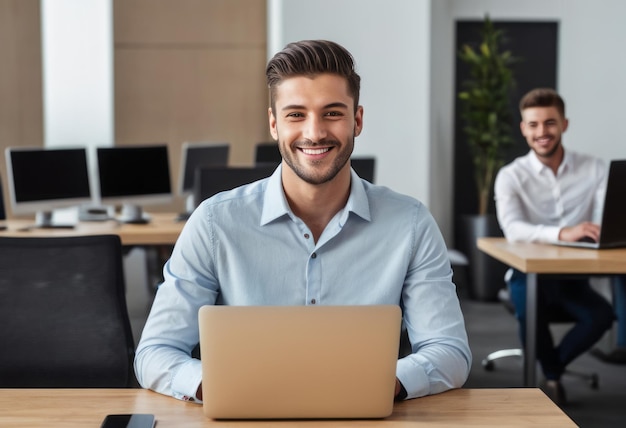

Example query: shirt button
[310,299,316,304]
[311,252,317,259]
[304,233,310,239]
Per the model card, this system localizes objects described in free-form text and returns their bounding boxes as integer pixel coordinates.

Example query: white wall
[557,0,626,162]
[268,0,433,224]
[41,0,114,148]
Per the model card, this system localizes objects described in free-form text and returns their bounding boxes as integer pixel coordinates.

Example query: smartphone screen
[100,414,155,428]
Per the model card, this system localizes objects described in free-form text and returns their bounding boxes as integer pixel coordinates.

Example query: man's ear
[268,107,278,140]
[354,105,364,137]
[562,118,569,133]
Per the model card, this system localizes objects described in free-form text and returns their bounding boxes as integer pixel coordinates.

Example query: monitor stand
[175,194,196,222]
[35,211,75,229]
[78,204,114,222]
[118,204,150,224]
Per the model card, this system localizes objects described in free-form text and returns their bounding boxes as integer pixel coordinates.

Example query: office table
[477,237,626,386]
[0,212,184,246]
[0,388,575,427]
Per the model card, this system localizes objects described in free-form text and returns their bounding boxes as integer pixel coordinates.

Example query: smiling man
[134,40,471,404]
[494,88,616,404]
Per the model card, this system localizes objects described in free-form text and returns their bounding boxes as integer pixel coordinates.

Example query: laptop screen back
[198,305,401,420]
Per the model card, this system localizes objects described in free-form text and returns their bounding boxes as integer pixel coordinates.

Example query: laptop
[557,159,626,249]
[198,305,402,420]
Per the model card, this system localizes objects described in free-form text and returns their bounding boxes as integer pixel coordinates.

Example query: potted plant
[458,14,516,215]
[456,15,517,301]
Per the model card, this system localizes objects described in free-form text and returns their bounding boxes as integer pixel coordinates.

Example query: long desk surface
[0,212,184,246]
[477,237,626,386]
[0,388,575,427]
[477,237,626,275]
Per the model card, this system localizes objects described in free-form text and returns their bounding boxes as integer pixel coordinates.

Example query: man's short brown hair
[265,40,361,114]
[519,88,565,117]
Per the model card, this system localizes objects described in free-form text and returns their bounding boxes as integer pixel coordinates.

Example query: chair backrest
[0,234,135,387]
[254,141,281,166]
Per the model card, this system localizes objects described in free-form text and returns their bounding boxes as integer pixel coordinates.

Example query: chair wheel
[482,359,495,371]
[590,374,599,389]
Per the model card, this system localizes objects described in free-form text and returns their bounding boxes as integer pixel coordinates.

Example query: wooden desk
[477,237,626,386]
[0,212,184,246]
[0,388,575,427]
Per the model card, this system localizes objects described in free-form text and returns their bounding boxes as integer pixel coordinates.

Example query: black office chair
[254,141,282,166]
[482,269,599,389]
[0,235,136,387]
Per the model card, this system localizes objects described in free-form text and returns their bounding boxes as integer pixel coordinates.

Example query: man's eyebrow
[281,104,306,111]
[281,102,350,111]
[324,102,350,110]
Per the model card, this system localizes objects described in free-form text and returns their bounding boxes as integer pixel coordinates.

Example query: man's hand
[394,377,408,400]
[559,222,601,243]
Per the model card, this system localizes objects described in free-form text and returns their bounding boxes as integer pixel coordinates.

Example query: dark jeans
[614,275,626,347]
[508,269,614,380]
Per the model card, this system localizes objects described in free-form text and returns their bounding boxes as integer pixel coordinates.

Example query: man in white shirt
[494,88,614,405]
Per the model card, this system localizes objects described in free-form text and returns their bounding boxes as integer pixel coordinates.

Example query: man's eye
[325,111,343,117]
[286,112,304,118]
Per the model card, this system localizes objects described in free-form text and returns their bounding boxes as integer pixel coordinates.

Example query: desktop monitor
[193,165,276,207]
[96,144,172,224]
[5,147,92,227]
[179,142,230,196]
[0,175,5,222]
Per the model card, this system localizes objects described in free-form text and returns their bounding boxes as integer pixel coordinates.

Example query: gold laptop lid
[198,305,401,419]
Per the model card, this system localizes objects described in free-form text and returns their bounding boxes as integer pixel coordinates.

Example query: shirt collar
[260,165,372,226]
[527,148,572,175]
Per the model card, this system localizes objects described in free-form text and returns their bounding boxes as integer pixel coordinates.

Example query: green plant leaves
[457,14,518,215]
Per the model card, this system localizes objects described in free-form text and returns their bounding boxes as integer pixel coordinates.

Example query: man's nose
[302,116,327,142]
[537,124,546,135]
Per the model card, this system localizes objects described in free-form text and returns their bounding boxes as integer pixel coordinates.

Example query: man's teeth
[302,147,330,155]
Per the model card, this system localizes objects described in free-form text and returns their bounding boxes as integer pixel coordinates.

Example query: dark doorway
[453,21,558,245]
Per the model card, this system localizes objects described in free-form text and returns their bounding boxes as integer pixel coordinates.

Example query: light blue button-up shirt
[135,166,471,401]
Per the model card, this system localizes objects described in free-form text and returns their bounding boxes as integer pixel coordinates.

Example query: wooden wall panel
[114,0,265,45]
[0,0,43,217]
[114,0,270,212]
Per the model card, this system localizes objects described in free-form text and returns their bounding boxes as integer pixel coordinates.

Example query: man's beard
[278,136,354,185]
[534,136,562,159]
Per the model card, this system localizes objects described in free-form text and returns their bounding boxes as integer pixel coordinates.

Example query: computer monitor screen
[179,142,230,195]
[351,157,376,183]
[97,144,172,223]
[193,165,276,207]
[5,147,92,226]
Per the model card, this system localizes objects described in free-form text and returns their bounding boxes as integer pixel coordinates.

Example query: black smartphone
[100,414,155,428]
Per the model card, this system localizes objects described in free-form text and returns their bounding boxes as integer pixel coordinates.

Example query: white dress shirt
[134,166,471,402]
[494,149,607,243]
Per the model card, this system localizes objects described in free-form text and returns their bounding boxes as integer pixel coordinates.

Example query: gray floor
[124,250,626,427]
[462,298,626,427]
